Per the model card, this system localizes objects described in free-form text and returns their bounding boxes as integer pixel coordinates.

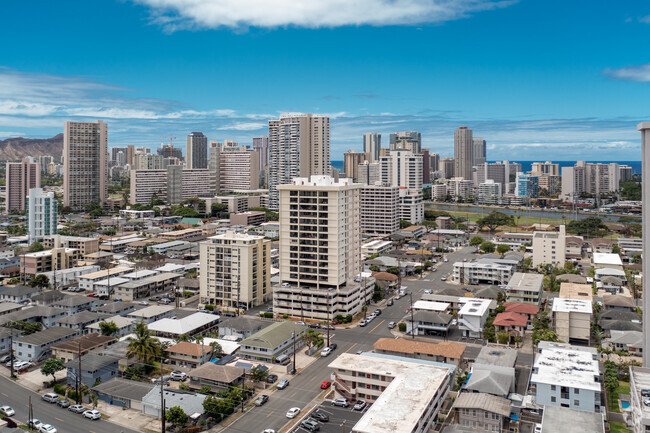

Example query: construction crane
[160,136,177,157]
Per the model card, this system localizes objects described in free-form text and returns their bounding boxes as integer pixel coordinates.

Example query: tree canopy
[41,358,65,383]
[476,211,514,233]
[566,217,607,237]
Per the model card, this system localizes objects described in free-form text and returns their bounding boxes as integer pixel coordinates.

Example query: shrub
[345,314,353,323]
[53,383,66,396]
[205,305,215,311]
[67,390,79,401]
[398,322,407,332]
[262,312,273,318]
[179,383,191,391]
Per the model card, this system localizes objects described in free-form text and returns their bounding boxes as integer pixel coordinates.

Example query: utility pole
[76,340,82,404]
[291,331,297,375]
[326,291,331,347]
[397,258,402,290]
[9,328,15,379]
[29,396,32,428]
[241,368,246,413]
[409,293,415,340]
[160,358,166,433]
[362,274,367,320]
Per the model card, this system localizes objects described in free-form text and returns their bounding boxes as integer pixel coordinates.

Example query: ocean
[331,160,642,174]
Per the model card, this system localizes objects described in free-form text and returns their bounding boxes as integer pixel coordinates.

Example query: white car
[262,430,276,433]
[28,419,43,430]
[0,406,15,416]
[83,409,101,420]
[170,371,187,381]
[39,425,57,433]
[286,407,301,418]
[534,424,542,433]
[424,289,432,294]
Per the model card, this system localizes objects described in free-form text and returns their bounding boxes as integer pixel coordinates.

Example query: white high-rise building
[357,162,381,186]
[199,230,271,309]
[363,133,381,162]
[454,126,473,180]
[478,180,502,204]
[638,122,650,367]
[63,120,108,209]
[360,184,400,236]
[274,176,373,320]
[380,150,423,189]
[26,188,57,242]
[268,114,330,210]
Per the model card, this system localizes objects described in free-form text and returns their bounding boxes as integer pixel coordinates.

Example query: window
[551,397,556,403]
[574,400,579,406]
[551,385,556,391]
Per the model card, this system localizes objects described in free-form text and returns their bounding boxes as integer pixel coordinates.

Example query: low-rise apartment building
[51,333,117,363]
[458,298,493,338]
[373,338,465,367]
[629,366,650,433]
[552,298,592,345]
[452,392,511,432]
[20,248,79,276]
[329,352,453,433]
[164,341,212,368]
[238,321,307,363]
[42,235,99,255]
[13,327,78,362]
[532,226,566,267]
[114,272,180,301]
[453,261,513,286]
[505,272,544,304]
[78,266,133,292]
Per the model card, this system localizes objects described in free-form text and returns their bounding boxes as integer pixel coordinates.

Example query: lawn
[609,421,632,433]
[610,380,631,413]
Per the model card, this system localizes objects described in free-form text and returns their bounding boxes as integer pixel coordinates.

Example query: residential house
[590,239,614,254]
[0,302,22,316]
[373,338,466,367]
[164,342,212,369]
[86,315,136,337]
[65,354,120,388]
[452,392,512,432]
[565,236,585,260]
[13,327,78,362]
[51,333,116,363]
[602,294,636,312]
[465,347,517,398]
[142,388,206,418]
[598,276,624,294]
[0,285,39,303]
[406,311,453,337]
[604,330,643,356]
[504,272,543,304]
[126,305,175,324]
[217,316,270,340]
[503,302,538,324]
[187,362,245,392]
[492,312,527,339]
[238,321,307,363]
[94,301,137,316]
[54,311,105,332]
[458,298,493,338]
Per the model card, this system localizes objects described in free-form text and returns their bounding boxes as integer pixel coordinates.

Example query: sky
[0,0,649,161]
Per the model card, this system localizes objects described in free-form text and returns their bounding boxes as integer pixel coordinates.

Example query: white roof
[94,277,130,286]
[202,337,240,356]
[155,263,186,272]
[362,240,392,249]
[458,298,492,317]
[127,305,175,319]
[148,312,219,336]
[80,266,133,280]
[552,298,592,314]
[531,345,600,391]
[412,300,450,312]
[103,237,146,246]
[595,268,626,277]
[122,269,159,279]
[328,353,450,433]
[87,315,135,330]
[593,253,623,266]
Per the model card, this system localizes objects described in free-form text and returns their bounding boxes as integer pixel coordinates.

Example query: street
[0,375,140,433]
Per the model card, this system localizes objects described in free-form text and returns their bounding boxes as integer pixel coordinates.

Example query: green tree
[369,265,380,272]
[127,321,161,364]
[302,329,324,349]
[28,274,50,289]
[41,358,65,384]
[398,322,407,332]
[566,216,607,237]
[399,220,412,229]
[249,207,279,221]
[496,244,511,256]
[98,321,119,337]
[476,211,514,233]
[28,241,45,252]
[166,405,189,427]
[532,328,561,346]
[469,236,484,247]
[496,331,510,345]
[480,240,496,253]
[211,203,230,218]
[203,395,234,421]
[421,219,437,233]
[249,366,269,384]
[386,266,399,276]
[209,341,224,359]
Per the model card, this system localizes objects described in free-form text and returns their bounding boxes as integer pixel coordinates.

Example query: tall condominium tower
[274,175,372,320]
[380,150,423,190]
[389,131,421,154]
[186,132,208,169]
[472,137,487,166]
[268,113,330,210]
[219,143,260,192]
[63,120,107,209]
[363,133,381,162]
[454,126,473,180]
[343,150,368,181]
[639,122,650,367]
[26,188,57,242]
[6,157,40,212]
[252,136,269,170]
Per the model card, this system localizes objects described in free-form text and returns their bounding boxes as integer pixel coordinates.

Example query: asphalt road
[0,375,140,433]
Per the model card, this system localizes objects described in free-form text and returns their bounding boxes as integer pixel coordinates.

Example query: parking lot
[290,403,368,433]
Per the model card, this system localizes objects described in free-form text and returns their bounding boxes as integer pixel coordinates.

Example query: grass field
[610,380,631,413]
[610,421,632,433]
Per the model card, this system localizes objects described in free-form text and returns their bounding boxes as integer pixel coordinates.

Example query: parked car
[277,379,289,390]
[374,309,381,316]
[286,407,301,418]
[39,424,57,433]
[320,346,333,357]
[42,393,59,403]
[28,419,43,430]
[83,409,101,420]
[267,374,278,384]
[0,406,15,416]
[359,320,368,327]
[353,400,366,411]
[255,395,269,406]
[139,301,149,306]
[300,419,320,431]
[328,343,337,351]
[387,299,394,306]
[68,404,85,413]
[331,398,349,407]
[388,321,396,329]
[320,381,331,389]
[170,371,187,381]
[311,411,329,422]
[534,424,542,433]
[0,355,10,363]
[56,399,70,408]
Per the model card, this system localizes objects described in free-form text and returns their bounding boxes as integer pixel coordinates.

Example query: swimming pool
[621,400,630,409]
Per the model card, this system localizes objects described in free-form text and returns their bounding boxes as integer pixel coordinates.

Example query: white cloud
[133,0,516,30]
[217,122,265,131]
[603,63,650,82]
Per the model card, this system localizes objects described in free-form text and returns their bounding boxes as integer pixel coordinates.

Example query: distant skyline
[0,1,649,160]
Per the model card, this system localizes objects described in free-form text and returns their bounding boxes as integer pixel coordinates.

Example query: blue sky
[0,0,649,160]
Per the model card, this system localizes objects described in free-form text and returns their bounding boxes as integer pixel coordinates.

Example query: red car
[320,381,331,389]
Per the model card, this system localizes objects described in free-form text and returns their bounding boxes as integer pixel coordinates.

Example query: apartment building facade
[360,184,400,236]
[26,188,57,241]
[6,157,40,212]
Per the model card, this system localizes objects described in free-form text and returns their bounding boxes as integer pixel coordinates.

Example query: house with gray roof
[65,354,120,388]
[187,362,244,392]
[94,301,138,316]
[0,285,40,303]
[86,315,136,337]
[217,316,270,340]
[602,294,636,311]
[0,301,22,316]
[54,310,106,332]
[13,327,78,362]
[92,377,155,410]
[142,388,207,418]
[0,327,16,356]
[406,311,453,337]
[0,306,68,328]
[604,330,643,355]
[464,347,517,397]
[452,392,512,432]
[238,321,307,363]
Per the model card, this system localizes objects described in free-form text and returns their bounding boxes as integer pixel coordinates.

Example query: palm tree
[194,335,205,362]
[175,334,191,343]
[209,341,223,359]
[249,366,269,384]
[127,321,161,364]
